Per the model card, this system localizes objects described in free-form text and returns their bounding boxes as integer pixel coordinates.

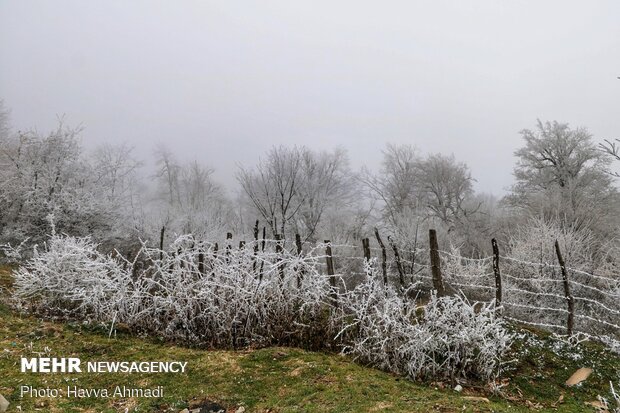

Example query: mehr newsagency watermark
[18,357,188,399]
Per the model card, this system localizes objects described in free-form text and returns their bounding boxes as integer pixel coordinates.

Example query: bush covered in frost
[337,274,513,381]
[12,234,130,319]
[13,233,337,348]
[12,233,514,381]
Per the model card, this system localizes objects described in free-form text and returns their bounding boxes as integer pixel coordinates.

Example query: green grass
[1,265,619,412]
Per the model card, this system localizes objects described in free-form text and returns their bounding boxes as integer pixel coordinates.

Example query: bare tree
[92,143,142,200]
[600,138,620,177]
[415,153,477,228]
[295,148,355,241]
[361,143,420,224]
[151,148,233,237]
[238,145,355,239]
[237,146,305,236]
[362,144,478,230]
[154,145,182,206]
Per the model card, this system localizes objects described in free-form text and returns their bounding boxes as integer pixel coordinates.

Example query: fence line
[147,227,620,345]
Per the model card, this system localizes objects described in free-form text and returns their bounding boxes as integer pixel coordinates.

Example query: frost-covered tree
[151,147,235,239]
[505,120,619,233]
[363,145,478,228]
[91,143,142,202]
[0,120,119,245]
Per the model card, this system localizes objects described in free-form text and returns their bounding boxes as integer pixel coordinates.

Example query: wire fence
[211,232,620,344]
[119,227,620,346]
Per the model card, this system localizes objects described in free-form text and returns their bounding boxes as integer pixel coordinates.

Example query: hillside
[1,266,619,413]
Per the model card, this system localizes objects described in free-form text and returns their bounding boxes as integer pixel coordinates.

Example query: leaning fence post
[374,228,388,286]
[429,229,445,296]
[491,238,502,313]
[324,240,338,305]
[388,236,405,288]
[555,240,575,336]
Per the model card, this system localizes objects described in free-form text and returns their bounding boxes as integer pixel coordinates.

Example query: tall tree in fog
[415,153,476,229]
[505,120,619,231]
[361,144,419,224]
[295,148,355,241]
[153,147,232,236]
[237,146,305,237]
[92,143,141,202]
[237,146,354,239]
[154,146,182,206]
[363,144,477,228]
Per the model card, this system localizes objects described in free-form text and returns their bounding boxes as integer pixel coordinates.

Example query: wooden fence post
[325,240,337,305]
[555,240,575,336]
[410,222,419,278]
[198,242,205,275]
[362,237,371,277]
[159,226,165,261]
[429,229,445,296]
[258,227,266,281]
[374,228,388,286]
[168,249,175,273]
[362,238,371,261]
[388,235,405,288]
[252,220,260,273]
[491,238,502,313]
[177,248,184,269]
[225,232,233,260]
[275,234,284,280]
[295,234,304,288]
[295,234,303,255]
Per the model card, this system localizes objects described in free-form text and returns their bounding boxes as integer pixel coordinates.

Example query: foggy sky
[1,1,619,195]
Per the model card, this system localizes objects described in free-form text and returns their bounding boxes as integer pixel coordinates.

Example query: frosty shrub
[599,382,620,413]
[12,233,130,319]
[13,233,515,382]
[125,236,336,348]
[338,274,513,381]
[13,233,337,349]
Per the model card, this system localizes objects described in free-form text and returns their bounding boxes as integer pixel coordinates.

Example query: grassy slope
[1,266,619,413]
